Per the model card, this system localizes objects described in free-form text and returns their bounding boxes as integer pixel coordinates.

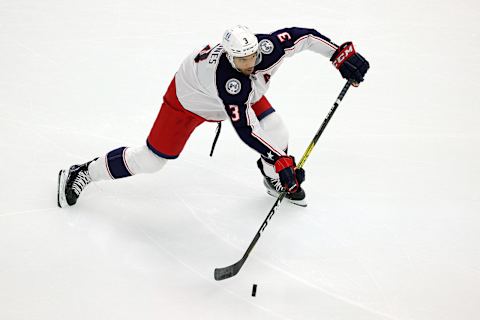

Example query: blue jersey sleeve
[271,27,337,50]
[254,27,338,71]
[215,54,286,160]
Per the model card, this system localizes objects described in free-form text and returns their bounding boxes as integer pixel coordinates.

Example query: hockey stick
[214,80,353,281]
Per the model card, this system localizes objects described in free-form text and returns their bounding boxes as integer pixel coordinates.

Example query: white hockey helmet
[222,25,259,68]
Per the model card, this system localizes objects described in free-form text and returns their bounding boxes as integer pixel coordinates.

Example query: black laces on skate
[272,179,284,192]
[72,171,91,196]
[267,177,284,192]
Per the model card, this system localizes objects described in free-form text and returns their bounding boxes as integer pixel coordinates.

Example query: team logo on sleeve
[226,79,241,95]
[259,39,274,54]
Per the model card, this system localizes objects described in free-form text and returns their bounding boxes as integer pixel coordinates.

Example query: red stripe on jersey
[284,34,337,52]
[251,131,283,156]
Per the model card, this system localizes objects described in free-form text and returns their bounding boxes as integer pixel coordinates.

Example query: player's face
[234,52,257,75]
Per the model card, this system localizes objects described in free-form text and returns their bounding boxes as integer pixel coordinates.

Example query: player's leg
[253,97,306,206]
[57,145,168,207]
[58,78,205,208]
[88,145,168,182]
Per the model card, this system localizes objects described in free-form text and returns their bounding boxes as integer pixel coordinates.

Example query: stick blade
[214,259,244,281]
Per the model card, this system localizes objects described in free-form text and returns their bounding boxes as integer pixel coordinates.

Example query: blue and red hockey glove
[331,42,370,86]
[274,156,305,193]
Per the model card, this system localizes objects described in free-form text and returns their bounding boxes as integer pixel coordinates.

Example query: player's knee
[259,112,289,150]
[125,145,167,174]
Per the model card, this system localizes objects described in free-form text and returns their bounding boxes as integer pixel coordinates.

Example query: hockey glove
[274,156,305,193]
[331,42,369,86]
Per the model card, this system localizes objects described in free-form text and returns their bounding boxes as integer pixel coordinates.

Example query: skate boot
[57,159,96,208]
[263,176,307,207]
[257,159,307,207]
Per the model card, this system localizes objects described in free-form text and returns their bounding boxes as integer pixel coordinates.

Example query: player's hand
[331,42,369,85]
[274,156,305,193]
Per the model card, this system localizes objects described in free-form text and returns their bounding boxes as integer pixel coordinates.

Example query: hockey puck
[251,284,257,297]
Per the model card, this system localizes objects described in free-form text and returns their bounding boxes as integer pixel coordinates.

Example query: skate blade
[266,189,307,207]
[57,170,68,208]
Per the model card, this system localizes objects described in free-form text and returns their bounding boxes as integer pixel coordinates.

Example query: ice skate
[263,176,307,207]
[57,159,95,208]
[257,159,307,207]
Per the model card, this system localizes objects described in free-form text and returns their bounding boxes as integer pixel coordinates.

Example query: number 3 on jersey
[229,105,240,122]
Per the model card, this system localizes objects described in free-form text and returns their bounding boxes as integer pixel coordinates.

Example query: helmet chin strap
[226,53,240,71]
[254,52,263,66]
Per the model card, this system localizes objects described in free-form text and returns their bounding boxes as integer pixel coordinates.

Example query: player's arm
[272,27,338,58]
[226,101,306,192]
[225,98,287,161]
[224,90,308,193]
[272,27,370,85]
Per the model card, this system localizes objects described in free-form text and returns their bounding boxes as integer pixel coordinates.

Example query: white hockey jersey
[175,27,338,161]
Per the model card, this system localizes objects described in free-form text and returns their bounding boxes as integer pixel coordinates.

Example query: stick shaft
[297,80,352,168]
[214,80,352,280]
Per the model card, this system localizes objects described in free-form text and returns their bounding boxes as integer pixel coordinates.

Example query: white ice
[1,0,479,319]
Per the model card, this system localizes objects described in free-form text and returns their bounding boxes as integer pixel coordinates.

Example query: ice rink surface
[1,0,479,319]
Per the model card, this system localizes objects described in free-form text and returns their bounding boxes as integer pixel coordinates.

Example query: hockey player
[57,26,369,208]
